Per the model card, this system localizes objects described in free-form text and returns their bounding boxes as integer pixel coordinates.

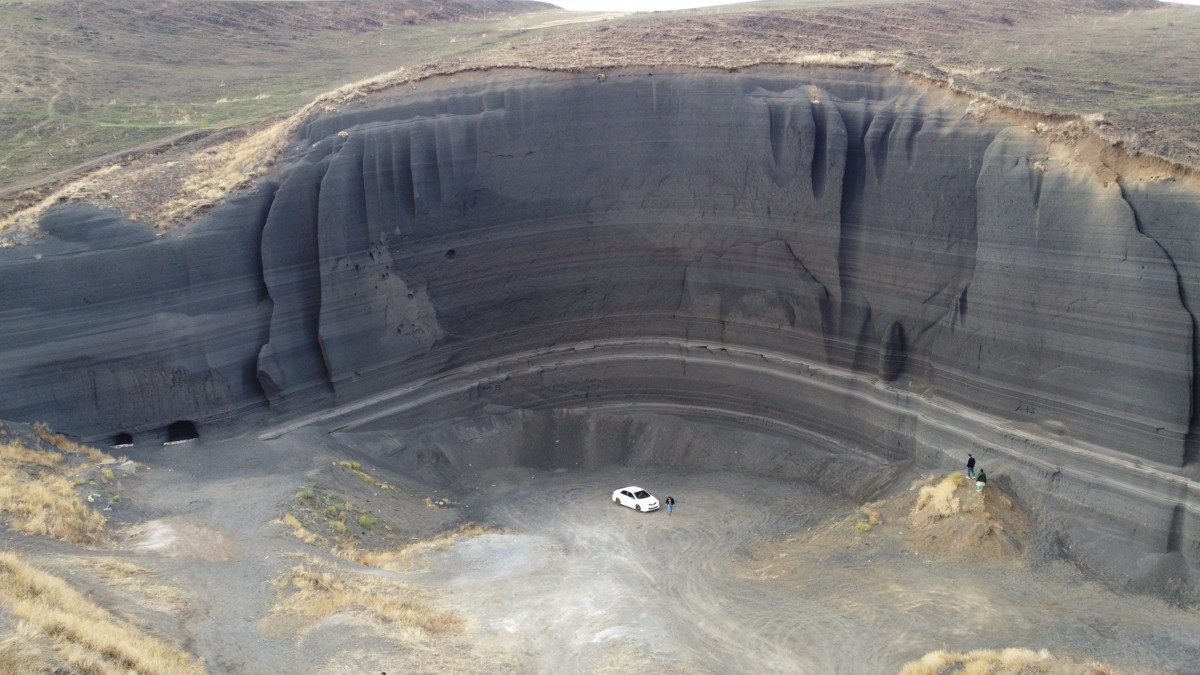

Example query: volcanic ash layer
[1,67,1197,601]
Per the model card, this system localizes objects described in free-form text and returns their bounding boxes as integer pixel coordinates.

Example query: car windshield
[633,490,651,499]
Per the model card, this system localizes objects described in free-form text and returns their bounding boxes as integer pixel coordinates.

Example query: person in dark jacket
[976,469,988,491]
[966,453,976,478]
[666,496,675,515]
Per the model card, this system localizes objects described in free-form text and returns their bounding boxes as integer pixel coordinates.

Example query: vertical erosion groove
[810,99,829,200]
[865,106,896,183]
[1120,181,1199,468]
[834,99,872,368]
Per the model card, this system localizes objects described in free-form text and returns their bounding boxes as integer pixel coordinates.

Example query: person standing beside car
[666,495,675,515]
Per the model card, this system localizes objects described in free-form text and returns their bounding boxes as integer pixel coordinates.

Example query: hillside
[2,0,1199,232]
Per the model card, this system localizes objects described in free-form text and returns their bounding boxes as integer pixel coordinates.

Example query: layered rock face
[0,68,1197,597]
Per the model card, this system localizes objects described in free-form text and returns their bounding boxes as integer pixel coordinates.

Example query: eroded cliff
[0,68,1196,599]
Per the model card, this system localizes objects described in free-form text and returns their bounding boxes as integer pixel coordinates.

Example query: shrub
[265,560,462,636]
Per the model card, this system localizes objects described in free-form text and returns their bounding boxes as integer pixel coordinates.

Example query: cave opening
[165,420,199,445]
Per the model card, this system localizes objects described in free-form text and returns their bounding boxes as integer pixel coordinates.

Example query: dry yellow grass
[347,522,494,572]
[0,551,204,675]
[854,504,882,532]
[912,472,965,521]
[900,647,1124,674]
[280,512,323,547]
[277,487,384,549]
[262,557,461,636]
[157,68,410,225]
[73,557,190,615]
[0,622,63,674]
[0,166,125,245]
[33,421,114,464]
[860,504,881,525]
[336,459,377,485]
[0,436,109,545]
[792,50,887,68]
[279,482,494,569]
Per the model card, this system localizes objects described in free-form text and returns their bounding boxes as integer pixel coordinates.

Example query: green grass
[284,485,392,548]
[0,1,564,189]
[950,9,1200,108]
[940,5,1200,159]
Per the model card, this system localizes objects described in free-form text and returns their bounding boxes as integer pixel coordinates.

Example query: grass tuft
[32,422,113,464]
[0,431,111,545]
[346,522,495,572]
[263,557,462,636]
[278,486,396,548]
[899,647,1124,674]
[281,512,321,546]
[336,459,379,485]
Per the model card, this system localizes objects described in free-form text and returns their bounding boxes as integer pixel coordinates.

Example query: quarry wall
[0,68,1196,599]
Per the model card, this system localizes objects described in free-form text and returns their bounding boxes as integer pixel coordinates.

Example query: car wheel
[613,496,619,504]
[635,504,642,512]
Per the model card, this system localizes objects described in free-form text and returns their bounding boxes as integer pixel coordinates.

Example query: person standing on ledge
[666,495,675,515]
[976,468,988,492]
[966,453,976,479]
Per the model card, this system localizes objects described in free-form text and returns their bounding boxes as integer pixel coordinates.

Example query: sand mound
[907,473,1029,563]
[900,647,1125,674]
[753,472,1032,565]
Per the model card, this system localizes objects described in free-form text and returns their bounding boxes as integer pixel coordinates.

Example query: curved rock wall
[0,68,1197,597]
[0,196,274,439]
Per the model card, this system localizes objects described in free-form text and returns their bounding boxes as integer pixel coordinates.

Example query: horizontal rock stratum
[1,68,1197,600]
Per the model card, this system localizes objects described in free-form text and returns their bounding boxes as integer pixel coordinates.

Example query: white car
[612,486,660,512]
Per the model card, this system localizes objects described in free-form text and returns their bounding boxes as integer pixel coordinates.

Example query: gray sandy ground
[66,428,1200,674]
